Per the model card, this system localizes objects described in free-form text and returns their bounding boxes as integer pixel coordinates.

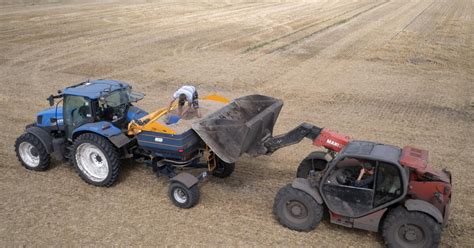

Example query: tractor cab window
[374,162,403,207]
[96,89,130,125]
[321,157,376,217]
[64,95,93,139]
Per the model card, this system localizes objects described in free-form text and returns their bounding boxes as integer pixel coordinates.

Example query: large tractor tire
[273,184,323,231]
[296,152,328,178]
[168,182,200,209]
[212,158,235,178]
[72,133,120,187]
[382,206,442,248]
[15,133,50,171]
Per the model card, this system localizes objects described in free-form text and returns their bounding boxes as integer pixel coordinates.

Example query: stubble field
[0,0,472,246]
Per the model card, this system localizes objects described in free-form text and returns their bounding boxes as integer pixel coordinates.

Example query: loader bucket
[192,95,283,163]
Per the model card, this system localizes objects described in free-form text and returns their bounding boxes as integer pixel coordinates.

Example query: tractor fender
[72,122,131,148]
[291,178,323,204]
[26,126,53,153]
[404,199,443,223]
[170,172,199,188]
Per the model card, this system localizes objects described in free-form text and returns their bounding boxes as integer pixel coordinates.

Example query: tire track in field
[376,0,472,69]
[4,2,279,71]
[242,0,389,54]
[36,1,356,74]
[197,0,365,50]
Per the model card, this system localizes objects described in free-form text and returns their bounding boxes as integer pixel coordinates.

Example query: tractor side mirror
[47,95,55,106]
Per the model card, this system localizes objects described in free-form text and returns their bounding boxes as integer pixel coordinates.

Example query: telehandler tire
[382,206,441,248]
[72,133,120,187]
[15,133,50,171]
[273,184,323,231]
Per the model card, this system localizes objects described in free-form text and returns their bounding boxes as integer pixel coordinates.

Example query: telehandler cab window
[322,157,376,217]
[374,162,402,207]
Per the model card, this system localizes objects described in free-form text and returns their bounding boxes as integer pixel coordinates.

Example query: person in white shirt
[167,85,201,118]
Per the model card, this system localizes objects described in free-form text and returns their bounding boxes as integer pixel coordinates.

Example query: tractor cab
[320,141,406,219]
[45,80,145,140]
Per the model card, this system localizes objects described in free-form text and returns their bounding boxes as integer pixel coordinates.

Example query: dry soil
[0,0,472,247]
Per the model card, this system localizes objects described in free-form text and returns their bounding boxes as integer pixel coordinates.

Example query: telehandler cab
[273,136,452,248]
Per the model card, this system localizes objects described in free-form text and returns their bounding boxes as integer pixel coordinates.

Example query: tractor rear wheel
[273,184,323,231]
[382,206,442,248]
[212,158,235,178]
[72,133,120,187]
[168,182,200,209]
[15,133,50,171]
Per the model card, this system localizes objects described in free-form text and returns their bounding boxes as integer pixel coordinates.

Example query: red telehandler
[264,126,451,248]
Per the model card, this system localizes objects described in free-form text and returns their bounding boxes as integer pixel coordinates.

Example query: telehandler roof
[341,141,402,165]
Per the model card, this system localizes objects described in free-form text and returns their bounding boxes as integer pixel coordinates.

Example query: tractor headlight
[36,115,43,125]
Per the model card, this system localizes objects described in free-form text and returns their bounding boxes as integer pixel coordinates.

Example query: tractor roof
[341,141,402,165]
[63,79,130,99]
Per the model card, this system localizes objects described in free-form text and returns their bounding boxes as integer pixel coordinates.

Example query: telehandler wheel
[273,184,323,231]
[72,133,120,187]
[169,182,200,209]
[212,158,235,178]
[15,133,50,171]
[296,157,327,178]
[382,206,442,248]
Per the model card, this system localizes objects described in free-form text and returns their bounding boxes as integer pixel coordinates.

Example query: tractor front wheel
[168,182,200,209]
[72,133,120,187]
[382,206,442,248]
[211,158,235,178]
[15,133,50,171]
[273,184,323,231]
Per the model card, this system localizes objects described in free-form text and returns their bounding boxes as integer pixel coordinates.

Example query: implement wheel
[212,158,235,178]
[169,182,200,209]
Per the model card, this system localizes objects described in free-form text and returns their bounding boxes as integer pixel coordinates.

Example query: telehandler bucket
[192,95,283,163]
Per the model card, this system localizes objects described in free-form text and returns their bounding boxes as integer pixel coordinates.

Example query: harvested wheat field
[0,0,472,246]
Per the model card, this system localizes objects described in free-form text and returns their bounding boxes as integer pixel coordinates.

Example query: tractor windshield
[104,89,130,107]
[103,88,144,107]
[97,88,143,127]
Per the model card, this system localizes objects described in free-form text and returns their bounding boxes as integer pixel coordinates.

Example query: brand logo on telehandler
[326,139,342,148]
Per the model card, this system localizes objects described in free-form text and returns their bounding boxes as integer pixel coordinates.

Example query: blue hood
[36,107,63,127]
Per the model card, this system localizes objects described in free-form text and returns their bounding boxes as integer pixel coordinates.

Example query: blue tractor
[15,80,147,187]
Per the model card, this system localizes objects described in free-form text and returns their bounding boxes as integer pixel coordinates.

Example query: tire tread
[273,184,323,231]
[15,133,50,171]
[382,206,442,248]
[73,133,120,187]
[169,182,200,209]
